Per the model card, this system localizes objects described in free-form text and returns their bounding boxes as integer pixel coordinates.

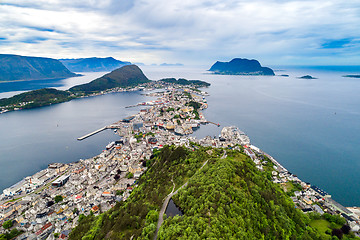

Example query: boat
[106,142,115,150]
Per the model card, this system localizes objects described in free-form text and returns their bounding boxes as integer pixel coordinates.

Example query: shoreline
[1,83,360,237]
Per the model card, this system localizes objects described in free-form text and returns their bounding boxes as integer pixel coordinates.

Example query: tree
[2,220,13,229]
[55,195,63,203]
[332,228,343,239]
[126,172,133,179]
[341,225,351,235]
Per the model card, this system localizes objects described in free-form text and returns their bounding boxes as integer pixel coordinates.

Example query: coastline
[1,82,360,237]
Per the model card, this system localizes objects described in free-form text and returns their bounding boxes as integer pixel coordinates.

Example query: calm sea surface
[1,65,360,206]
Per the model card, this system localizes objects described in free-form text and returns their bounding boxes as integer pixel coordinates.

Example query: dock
[77,127,108,141]
[206,121,220,127]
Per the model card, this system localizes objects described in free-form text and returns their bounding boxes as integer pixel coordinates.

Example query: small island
[208,58,275,76]
[298,75,317,79]
[343,75,360,78]
[280,74,289,77]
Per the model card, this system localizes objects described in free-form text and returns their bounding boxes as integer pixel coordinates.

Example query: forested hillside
[69,145,331,240]
[0,88,73,109]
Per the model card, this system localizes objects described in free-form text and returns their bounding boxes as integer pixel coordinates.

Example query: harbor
[1,81,360,238]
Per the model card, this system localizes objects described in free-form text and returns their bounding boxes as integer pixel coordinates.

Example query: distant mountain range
[160,63,184,67]
[209,58,275,76]
[69,65,150,93]
[0,54,78,82]
[59,57,131,72]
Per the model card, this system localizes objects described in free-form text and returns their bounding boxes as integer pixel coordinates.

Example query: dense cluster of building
[1,82,360,239]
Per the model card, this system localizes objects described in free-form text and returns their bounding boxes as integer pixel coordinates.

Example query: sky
[1,0,360,66]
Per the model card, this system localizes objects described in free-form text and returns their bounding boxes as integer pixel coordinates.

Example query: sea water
[1,65,360,206]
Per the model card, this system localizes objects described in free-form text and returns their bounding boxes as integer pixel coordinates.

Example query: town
[1,82,360,239]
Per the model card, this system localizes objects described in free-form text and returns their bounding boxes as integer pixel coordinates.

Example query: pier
[77,127,108,141]
[206,121,220,127]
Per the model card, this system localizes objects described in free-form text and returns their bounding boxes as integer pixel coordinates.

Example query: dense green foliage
[308,212,359,239]
[69,146,346,240]
[186,100,201,110]
[0,88,74,109]
[69,65,150,93]
[158,152,318,239]
[0,54,77,81]
[0,228,22,240]
[158,78,210,87]
[2,220,12,229]
[69,146,205,239]
[55,195,64,203]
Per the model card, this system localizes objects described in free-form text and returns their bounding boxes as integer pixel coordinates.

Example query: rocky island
[343,75,360,78]
[208,58,275,76]
[299,75,317,79]
[0,54,79,82]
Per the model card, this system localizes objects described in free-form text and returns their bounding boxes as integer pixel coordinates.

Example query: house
[244,148,256,161]
[91,205,99,213]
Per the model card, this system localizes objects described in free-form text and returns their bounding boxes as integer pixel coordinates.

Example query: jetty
[207,121,220,127]
[77,127,108,141]
[77,124,122,141]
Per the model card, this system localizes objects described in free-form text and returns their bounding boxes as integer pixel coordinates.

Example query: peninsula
[0,54,78,82]
[208,58,275,76]
[1,80,359,240]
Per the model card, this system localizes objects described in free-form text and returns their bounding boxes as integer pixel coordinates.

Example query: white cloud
[1,0,360,65]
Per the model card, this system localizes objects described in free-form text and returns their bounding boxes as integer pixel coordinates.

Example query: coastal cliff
[209,58,275,76]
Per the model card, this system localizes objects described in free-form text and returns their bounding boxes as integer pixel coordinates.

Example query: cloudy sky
[1,0,360,65]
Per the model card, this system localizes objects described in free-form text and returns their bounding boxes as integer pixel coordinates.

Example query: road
[153,159,208,240]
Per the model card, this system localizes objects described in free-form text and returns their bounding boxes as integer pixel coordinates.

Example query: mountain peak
[209,58,274,76]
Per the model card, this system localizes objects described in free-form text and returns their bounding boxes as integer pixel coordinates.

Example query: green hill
[0,54,78,81]
[0,88,73,109]
[69,65,150,93]
[69,146,323,240]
